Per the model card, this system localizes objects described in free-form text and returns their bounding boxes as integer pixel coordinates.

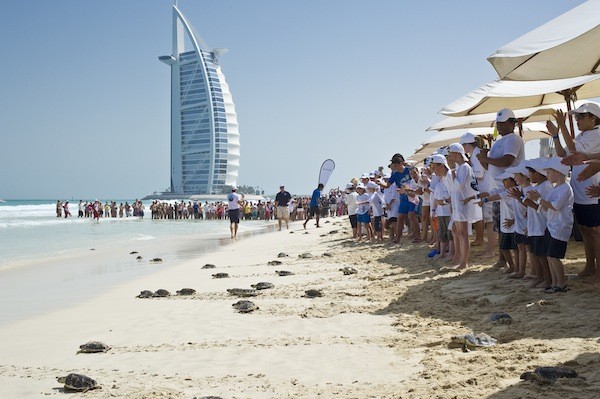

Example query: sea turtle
[149,258,163,263]
[323,252,333,257]
[56,373,101,392]
[303,289,323,298]
[490,312,513,324]
[277,252,289,258]
[267,260,282,266]
[449,333,497,352]
[329,230,339,234]
[299,252,313,259]
[276,270,294,276]
[176,288,196,296]
[202,263,216,269]
[232,300,258,313]
[136,290,154,298]
[227,288,258,297]
[195,396,224,399]
[212,273,229,279]
[520,366,581,384]
[340,267,358,275]
[153,289,171,297]
[130,251,138,255]
[136,256,143,260]
[251,282,274,290]
[77,341,111,354]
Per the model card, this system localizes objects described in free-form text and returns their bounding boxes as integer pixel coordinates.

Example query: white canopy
[440,74,600,116]
[408,123,549,164]
[487,0,600,81]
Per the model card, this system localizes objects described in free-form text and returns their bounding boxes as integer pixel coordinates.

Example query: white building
[159,4,240,195]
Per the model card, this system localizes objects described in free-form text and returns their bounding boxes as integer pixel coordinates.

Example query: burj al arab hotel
[159,4,240,195]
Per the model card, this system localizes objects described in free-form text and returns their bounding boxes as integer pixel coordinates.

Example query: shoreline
[0,218,599,397]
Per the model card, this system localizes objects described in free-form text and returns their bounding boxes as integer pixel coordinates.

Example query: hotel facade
[159,5,240,195]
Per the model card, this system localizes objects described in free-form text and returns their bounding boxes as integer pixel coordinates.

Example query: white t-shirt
[513,185,532,235]
[370,191,385,217]
[345,191,359,216]
[451,162,478,222]
[432,179,452,217]
[227,192,243,210]
[527,180,553,237]
[356,193,371,215]
[566,126,600,204]
[471,147,494,192]
[488,133,525,184]
[417,175,431,206]
[545,182,574,242]
[498,189,516,234]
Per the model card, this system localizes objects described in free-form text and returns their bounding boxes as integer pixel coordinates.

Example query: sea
[0,199,273,325]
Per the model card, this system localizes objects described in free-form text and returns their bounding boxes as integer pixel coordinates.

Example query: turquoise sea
[0,199,273,324]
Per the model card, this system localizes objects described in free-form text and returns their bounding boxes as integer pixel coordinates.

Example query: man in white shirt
[344,183,359,238]
[227,186,244,239]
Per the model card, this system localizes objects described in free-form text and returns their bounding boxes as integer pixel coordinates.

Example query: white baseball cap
[430,154,449,169]
[448,142,466,154]
[495,108,516,123]
[494,171,515,181]
[345,183,355,190]
[524,158,548,176]
[356,182,366,189]
[361,173,369,179]
[506,162,529,178]
[544,157,570,176]
[460,132,477,145]
[231,185,238,191]
[568,102,600,120]
[366,181,379,189]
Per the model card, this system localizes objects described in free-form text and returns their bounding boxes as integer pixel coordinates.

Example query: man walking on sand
[304,183,324,229]
[274,185,292,230]
[227,185,244,238]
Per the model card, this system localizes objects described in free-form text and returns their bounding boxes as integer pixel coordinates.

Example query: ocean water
[0,200,273,324]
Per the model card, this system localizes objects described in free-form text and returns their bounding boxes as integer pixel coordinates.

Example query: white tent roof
[440,74,600,116]
[487,0,600,80]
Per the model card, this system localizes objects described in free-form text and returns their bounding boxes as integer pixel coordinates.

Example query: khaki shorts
[277,206,290,219]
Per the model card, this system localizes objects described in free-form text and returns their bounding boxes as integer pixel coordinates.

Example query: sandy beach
[1,219,599,398]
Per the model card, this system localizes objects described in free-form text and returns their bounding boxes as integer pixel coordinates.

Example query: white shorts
[277,206,290,219]
[387,203,399,219]
[482,202,493,223]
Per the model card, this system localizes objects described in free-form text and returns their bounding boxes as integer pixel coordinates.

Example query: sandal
[553,285,569,293]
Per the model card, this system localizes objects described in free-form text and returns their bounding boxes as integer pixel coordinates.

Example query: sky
[0,0,587,199]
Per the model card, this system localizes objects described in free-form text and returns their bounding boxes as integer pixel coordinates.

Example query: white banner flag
[318,159,335,187]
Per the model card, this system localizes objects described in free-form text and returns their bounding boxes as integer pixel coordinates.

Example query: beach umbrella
[407,123,549,164]
[487,0,600,81]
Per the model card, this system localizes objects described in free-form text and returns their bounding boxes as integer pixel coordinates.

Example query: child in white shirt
[355,184,372,242]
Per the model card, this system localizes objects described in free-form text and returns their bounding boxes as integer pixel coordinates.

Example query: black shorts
[228,209,240,224]
[500,232,517,250]
[387,216,397,223]
[373,216,382,232]
[573,203,600,227]
[545,229,568,259]
[349,214,357,228]
[309,206,320,217]
[515,233,530,245]
[530,235,547,257]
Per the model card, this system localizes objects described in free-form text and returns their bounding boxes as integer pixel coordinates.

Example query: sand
[1,218,599,398]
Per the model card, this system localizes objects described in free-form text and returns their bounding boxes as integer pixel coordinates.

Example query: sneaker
[427,249,439,258]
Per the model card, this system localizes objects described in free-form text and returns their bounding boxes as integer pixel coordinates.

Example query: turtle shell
[153,289,170,297]
[490,313,513,324]
[57,373,100,392]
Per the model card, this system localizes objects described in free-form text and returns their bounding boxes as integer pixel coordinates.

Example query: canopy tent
[408,123,549,164]
[440,74,600,117]
[429,100,600,132]
[487,0,600,81]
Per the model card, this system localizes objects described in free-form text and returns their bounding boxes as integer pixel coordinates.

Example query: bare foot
[578,268,596,277]
[528,278,544,288]
[471,241,483,246]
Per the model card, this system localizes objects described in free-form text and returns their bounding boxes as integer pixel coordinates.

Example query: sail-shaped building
[159,4,240,195]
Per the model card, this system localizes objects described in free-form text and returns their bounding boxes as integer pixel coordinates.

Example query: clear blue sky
[0,0,585,199]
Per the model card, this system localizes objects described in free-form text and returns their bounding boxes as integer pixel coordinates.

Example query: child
[355,183,372,242]
[367,181,385,241]
[527,157,574,292]
[382,174,399,242]
[506,163,534,279]
[430,154,453,261]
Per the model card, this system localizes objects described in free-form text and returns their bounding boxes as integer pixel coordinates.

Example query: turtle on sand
[136,290,154,298]
[130,251,138,255]
[323,252,333,257]
[176,288,196,296]
[520,366,581,384]
[328,230,339,234]
[298,252,313,258]
[303,289,323,298]
[267,260,282,266]
[202,264,216,269]
[77,341,111,354]
[57,373,101,392]
[251,282,274,290]
[232,300,258,313]
[277,252,289,258]
[195,396,224,399]
[212,273,229,279]
[153,289,171,297]
[149,258,163,263]
[227,288,258,297]
[276,270,294,276]
[136,256,143,260]
[489,312,513,324]
[340,267,358,275]
[449,333,497,352]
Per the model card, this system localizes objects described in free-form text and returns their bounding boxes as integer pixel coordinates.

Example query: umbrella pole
[517,120,523,137]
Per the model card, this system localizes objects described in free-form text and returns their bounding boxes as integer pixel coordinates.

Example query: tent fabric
[440,74,600,116]
[408,123,548,164]
[487,0,600,81]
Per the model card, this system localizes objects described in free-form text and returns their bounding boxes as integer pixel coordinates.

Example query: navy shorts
[349,214,357,228]
[530,235,547,257]
[515,233,530,245]
[573,203,600,227]
[398,195,416,215]
[357,213,371,224]
[500,232,517,250]
[309,206,320,217]
[373,216,382,232]
[544,229,568,259]
[228,209,240,224]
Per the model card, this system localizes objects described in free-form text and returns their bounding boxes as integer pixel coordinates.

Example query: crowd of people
[339,103,600,292]
[55,200,145,219]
